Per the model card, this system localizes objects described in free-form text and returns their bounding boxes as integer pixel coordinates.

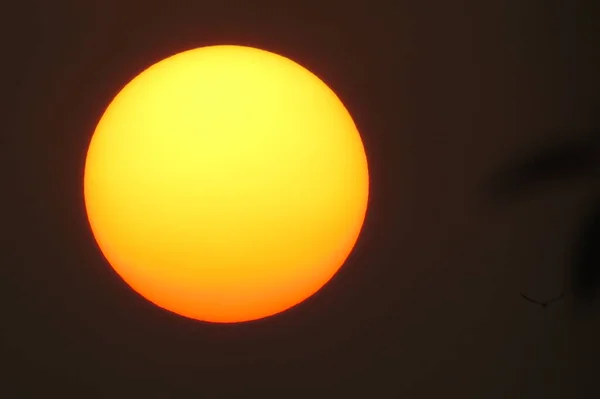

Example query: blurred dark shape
[486,139,600,201]
[572,206,600,306]
[484,132,600,307]
[520,292,564,308]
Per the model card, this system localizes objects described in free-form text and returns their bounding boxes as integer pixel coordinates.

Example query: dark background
[2,1,599,397]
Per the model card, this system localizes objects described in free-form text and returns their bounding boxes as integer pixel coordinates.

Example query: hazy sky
[3,1,599,397]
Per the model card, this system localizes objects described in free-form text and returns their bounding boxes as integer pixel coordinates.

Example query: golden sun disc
[84,45,369,323]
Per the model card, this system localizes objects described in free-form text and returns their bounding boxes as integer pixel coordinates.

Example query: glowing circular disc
[84,45,369,323]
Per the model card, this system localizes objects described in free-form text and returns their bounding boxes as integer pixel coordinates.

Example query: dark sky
[3,1,600,397]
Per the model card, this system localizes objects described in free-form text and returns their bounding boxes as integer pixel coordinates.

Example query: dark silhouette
[572,205,600,305]
[520,292,564,308]
[484,132,600,308]
[487,138,600,200]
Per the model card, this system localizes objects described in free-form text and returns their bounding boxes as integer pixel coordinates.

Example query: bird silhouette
[520,292,565,308]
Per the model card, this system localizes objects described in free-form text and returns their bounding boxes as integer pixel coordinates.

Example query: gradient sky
[3,1,599,397]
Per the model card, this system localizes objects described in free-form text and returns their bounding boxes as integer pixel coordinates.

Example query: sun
[83,45,369,323]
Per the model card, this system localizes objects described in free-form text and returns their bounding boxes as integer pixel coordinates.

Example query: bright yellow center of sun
[84,45,369,323]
